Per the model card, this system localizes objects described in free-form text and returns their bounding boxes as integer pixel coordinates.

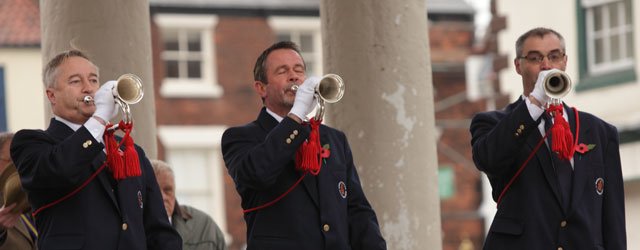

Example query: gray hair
[43,50,99,88]
[149,159,174,177]
[515,27,565,57]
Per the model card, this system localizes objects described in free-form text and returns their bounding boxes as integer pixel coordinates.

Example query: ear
[514,58,522,75]
[254,81,267,99]
[46,88,56,105]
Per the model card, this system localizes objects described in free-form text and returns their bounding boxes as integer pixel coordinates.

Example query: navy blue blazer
[222,108,386,250]
[470,99,626,249]
[10,118,182,250]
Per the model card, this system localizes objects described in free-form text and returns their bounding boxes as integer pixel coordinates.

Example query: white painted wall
[0,48,46,131]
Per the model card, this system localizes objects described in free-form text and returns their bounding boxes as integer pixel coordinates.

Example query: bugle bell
[542,69,572,101]
[292,74,345,120]
[113,73,144,124]
[114,73,144,105]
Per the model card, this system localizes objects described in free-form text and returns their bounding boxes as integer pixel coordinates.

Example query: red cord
[243,173,307,214]
[496,107,579,207]
[32,161,108,217]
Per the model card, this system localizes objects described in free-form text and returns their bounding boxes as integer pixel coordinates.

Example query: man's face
[514,33,568,96]
[254,48,306,117]
[46,56,100,124]
[155,170,176,219]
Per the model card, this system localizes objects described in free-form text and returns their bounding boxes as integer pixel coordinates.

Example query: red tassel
[120,122,141,178]
[547,104,575,160]
[295,118,323,175]
[103,121,141,180]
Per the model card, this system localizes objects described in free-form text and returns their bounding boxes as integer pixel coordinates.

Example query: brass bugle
[82,74,144,106]
[543,69,572,101]
[114,73,144,105]
[290,74,345,103]
[85,74,144,125]
[290,74,345,120]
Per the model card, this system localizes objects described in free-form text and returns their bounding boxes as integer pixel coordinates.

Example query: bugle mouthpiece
[83,96,94,104]
[290,85,299,91]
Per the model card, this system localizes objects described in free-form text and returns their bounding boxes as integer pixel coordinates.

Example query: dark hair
[43,50,98,88]
[253,41,305,84]
[515,27,565,57]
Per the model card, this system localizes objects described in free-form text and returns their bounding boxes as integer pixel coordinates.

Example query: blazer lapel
[567,107,590,214]
[527,118,564,207]
[93,152,121,213]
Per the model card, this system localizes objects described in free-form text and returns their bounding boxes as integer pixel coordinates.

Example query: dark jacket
[10,118,182,250]
[470,99,626,249]
[222,108,386,250]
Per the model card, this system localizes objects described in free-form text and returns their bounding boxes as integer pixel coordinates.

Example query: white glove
[288,76,320,120]
[93,80,119,122]
[530,69,554,106]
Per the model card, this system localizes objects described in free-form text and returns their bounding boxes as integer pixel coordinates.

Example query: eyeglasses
[518,51,566,64]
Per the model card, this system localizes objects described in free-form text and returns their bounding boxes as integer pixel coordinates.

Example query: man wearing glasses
[470,27,626,249]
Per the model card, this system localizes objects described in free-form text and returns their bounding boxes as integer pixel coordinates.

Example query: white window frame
[268,16,323,76]
[583,0,634,75]
[157,125,228,239]
[155,14,222,98]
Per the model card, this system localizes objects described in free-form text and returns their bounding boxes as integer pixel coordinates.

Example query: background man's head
[150,159,176,219]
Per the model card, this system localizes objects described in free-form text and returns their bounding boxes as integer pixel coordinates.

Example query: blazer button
[82,140,92,148]
[322,224,330,232]
[290,134,296,139]
[557,247,563,250]
[293,130,299,135]
[560,220,567,228]
[286,138,292,144]
[122,223,128,231]
[519,124,525,130]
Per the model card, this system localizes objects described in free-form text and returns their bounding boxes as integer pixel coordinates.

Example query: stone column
[40,0,157,157]
[320,0,442,249]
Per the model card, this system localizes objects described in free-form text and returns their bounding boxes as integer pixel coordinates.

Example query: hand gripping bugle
[83,73,144,125]
[290,74,345,121]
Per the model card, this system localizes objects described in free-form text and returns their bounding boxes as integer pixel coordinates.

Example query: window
[268,17,323,76]
[155,14,222,98]
[577,0,636,90]
[158,126,228,237]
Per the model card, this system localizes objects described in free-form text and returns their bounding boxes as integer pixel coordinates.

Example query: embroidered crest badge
[137,190,144,208]
[338,181,347,199]
[595,177,604,195]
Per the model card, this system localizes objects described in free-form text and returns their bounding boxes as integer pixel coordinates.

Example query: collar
[172,201,192,221]
[265,108,284,122]
[54,115,82,131]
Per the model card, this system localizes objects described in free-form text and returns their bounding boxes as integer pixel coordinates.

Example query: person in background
[221,41,386,250]
[0,132,37,250]
[470,27,626,249]
[10,50,181,249]
[150,159,227,250]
